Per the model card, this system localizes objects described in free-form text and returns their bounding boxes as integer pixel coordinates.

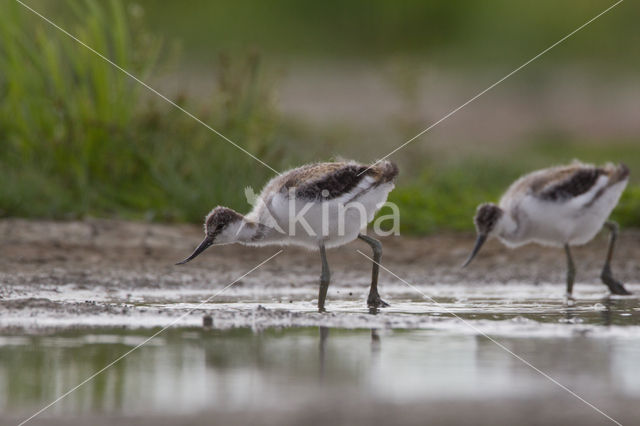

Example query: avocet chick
[177,160,399,311]
[463,161,631,296]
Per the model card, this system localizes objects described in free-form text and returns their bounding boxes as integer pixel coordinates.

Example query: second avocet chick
[464,161,631,296]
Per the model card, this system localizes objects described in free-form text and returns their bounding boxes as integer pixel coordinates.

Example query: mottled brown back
[267,161,398,201]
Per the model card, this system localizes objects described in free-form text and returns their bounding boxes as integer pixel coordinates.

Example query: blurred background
[1,0,639,233]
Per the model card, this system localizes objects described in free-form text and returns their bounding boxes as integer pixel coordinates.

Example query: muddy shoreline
[1,219,638,331]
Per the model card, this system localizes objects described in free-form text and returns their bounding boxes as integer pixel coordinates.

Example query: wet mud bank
[1,218,639,331]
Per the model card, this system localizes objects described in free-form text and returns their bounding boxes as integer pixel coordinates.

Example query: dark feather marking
[291,165,370,200]
[539,169,604,201]
[286,162,398,201]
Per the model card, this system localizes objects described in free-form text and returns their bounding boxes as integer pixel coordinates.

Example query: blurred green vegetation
[1,0,639,233]
[0,0,298,222]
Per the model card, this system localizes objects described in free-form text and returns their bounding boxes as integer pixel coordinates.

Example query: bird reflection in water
[317,326,382,381]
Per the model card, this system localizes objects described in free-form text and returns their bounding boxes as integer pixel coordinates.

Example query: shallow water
[2,284,640,422]
[3,282,639,332]
[2,325,640,418]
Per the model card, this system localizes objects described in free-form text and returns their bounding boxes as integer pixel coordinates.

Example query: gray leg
[358,234,389,308]
[318,242,331,312]
[564,244,576,297]
[600,221,631,295]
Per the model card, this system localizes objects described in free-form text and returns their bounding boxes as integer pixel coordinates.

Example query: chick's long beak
[176,237,213,265]
[462,234,487,268]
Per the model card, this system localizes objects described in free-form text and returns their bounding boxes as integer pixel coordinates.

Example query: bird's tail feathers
[606,163,630,185]
[371,160,399,183]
